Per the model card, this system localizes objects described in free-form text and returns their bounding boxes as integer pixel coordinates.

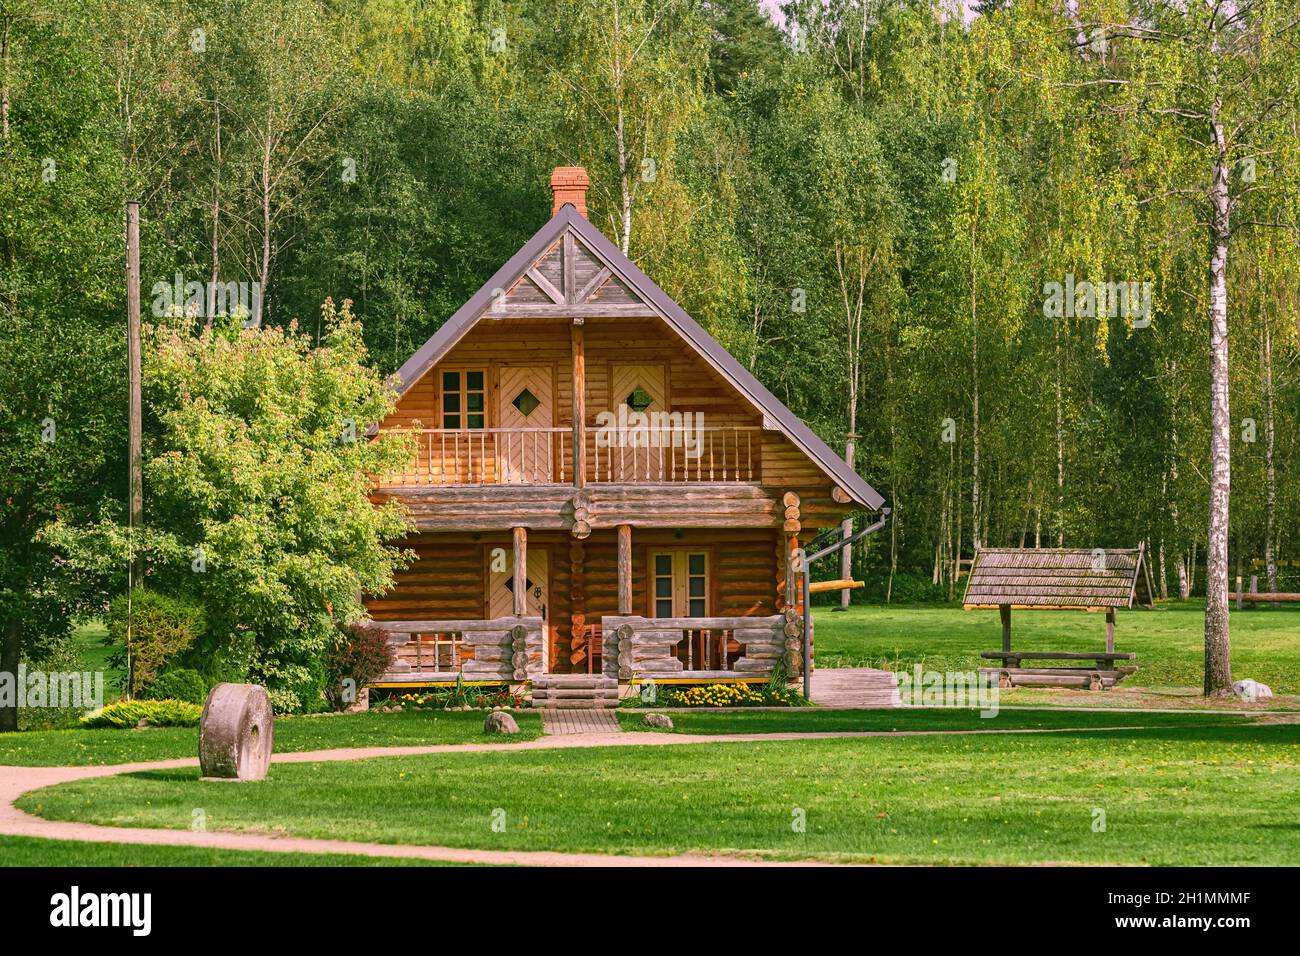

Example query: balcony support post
[617,523,633,615]
[571,320,586,489]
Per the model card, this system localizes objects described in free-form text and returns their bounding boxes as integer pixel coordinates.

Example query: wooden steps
[808,668,902,709]
[531,675,619,710]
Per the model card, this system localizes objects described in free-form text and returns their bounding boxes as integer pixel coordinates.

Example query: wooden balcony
[376,426,762,487]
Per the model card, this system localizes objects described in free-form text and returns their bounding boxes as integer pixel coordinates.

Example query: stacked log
[569,539,586,670]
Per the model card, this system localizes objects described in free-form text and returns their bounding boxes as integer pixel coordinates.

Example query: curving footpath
[1,725,1167,867]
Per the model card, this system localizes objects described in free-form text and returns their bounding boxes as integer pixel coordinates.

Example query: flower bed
[647,681,808,708]
[373,682,526,713]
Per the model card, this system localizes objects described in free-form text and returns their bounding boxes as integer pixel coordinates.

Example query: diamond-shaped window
[512,388,541,417]
[626,386,654,412]
[504,577,534,594]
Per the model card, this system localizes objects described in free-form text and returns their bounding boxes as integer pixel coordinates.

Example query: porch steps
[531,675,619,710]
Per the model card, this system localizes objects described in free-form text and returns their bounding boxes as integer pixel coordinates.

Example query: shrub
[142,667,209,705]
[80,698,203,729]
[323,621,394,710]
[105,589,205,697]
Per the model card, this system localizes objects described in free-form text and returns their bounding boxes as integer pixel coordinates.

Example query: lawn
[0,709,542,767]
[812,600,1300,692]
[20,721,1300,865]
[616,707,1257,735]
[0,835,453,866]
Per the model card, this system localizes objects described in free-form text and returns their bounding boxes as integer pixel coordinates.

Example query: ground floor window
[651,550,709,618]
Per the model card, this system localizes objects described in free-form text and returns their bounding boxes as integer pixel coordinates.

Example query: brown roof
[962,547,1155,609]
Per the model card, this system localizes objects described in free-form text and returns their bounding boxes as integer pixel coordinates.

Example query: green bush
[80,698,203,729]
[105,589,206,697]
[142,668,209,705]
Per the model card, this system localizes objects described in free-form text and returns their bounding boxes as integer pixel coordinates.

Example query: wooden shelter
[964,546,1155,689]
[361,167,884,706]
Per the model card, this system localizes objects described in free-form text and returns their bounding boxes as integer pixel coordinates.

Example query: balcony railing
[377,426,762,486]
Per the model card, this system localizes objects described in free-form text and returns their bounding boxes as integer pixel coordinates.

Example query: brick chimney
[550,166,590,217]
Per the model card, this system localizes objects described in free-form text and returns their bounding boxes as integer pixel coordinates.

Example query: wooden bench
[979,650,1137,690]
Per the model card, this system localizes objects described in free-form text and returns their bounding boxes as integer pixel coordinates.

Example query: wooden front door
[498,366,554,482]
[488,546,549,620]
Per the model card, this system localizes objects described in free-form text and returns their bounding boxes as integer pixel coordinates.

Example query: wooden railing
[586,425,759,483]
[377,428,569,486]
[374,617,545,683]
[601,613,801,681]
[377,425,762,486]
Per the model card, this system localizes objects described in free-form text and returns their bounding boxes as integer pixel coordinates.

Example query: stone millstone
[199,683,275,781]
[484,711,520,734]
[640,713,673,730]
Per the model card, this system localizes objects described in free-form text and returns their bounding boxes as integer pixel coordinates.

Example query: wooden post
[617,523,632,615]
[125,201,143,586]
[1235,574,1242,610]
[785,533,800,611]
[512,527,527,617]
[999,603,1011,653]
[1105,607,1116,655]
[571,322,585,488]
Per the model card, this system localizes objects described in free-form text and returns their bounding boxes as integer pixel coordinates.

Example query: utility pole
[125,200,143,698]
[126,201,143,584]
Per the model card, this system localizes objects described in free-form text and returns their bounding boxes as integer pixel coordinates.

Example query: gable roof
[962,547,1156,609]
[389,203,884,510]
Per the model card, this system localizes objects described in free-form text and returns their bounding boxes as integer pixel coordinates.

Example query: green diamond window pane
[512,388,541,417]
[626,387,654,412]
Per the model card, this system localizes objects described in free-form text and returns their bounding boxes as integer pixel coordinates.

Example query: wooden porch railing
[601,613,801,681]
[375,617,545,683]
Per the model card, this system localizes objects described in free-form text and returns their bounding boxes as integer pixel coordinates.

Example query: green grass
[20,721,1300,865]
[812,600,1300,692]
[0,709,542,767]
[0,835,455,866]
[70,620,121,701]
[616,707,1257,735]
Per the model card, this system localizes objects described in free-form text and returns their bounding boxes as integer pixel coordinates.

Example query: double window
[442,370,485,429]
[651,551,708,618]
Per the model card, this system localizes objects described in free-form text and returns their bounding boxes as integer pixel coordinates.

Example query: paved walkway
[541,709,622,735]
[0,723,1164,868]
[809,668,902,708]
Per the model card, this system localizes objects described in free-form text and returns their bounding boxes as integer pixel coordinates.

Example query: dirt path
[0,724,1184,867]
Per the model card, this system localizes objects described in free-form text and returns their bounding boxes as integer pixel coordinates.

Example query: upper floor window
[442,370,485,429]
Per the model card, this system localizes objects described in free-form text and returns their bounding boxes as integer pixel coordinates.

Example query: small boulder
[640,713,674,730]
[484,711,520,734]
[1233,679,1274,700]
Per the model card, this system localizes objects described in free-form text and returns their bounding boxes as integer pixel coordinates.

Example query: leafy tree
[44,301,414,712]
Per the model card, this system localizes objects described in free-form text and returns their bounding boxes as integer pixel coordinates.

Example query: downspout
[801,508,891,699]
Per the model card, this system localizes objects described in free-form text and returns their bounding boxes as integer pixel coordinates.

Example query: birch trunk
[1203,87,1233,695]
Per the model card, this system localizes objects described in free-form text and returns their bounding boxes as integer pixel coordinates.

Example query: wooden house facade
[366,168,883,698]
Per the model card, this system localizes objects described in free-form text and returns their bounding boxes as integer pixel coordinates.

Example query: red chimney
[550,167,590,217]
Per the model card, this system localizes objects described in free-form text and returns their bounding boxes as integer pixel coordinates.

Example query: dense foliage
[1,1,1297,706]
